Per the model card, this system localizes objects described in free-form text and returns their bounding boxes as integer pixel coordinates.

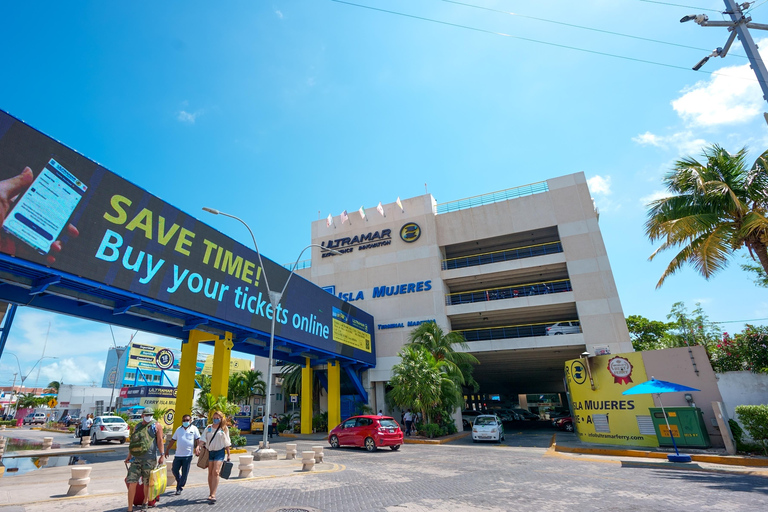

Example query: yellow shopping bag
[148,464,167,501]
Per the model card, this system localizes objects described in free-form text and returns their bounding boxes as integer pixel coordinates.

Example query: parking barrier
[238,454,254,478]
[80,436,91,448]
[301,451,315,471]
[285,443,297,460]
[67,466,92,496]
[42,437,53,450]
[312,445,324,463]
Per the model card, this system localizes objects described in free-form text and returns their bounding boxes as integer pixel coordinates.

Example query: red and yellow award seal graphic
[607,356,633,385]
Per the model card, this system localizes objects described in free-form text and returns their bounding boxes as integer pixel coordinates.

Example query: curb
[403,432,469,445]
[549,434,768,468]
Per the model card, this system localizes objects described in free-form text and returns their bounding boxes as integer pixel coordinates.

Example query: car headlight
[472,429,478,433]
[491,429,497,433]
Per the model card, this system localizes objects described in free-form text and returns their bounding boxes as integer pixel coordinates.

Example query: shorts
[209,448,226,462]
[126,459,156,484]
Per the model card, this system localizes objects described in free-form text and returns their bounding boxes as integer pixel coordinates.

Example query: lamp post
[5,352,58,417]
[203,207,339,453]
[108,345,127,413]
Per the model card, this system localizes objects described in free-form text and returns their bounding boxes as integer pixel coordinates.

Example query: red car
[555,416,574,432]
[328,415,403,451]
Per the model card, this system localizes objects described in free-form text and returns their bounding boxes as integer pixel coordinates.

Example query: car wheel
[364,437,376,452]
[555,332,563,335]
[390,445,400,451]
[329,435,340,449]
[120,437,126,444]
[565,423,574,432]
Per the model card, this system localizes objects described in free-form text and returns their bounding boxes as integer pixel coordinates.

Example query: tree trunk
[748,239,768,276]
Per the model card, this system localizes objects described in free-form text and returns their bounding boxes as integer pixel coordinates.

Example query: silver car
[90,415,130,444]
[546,321,581,335]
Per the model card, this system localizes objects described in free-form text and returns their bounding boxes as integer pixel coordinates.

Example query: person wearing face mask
[124,408,165,511]
[202,410,231,503]
[168,414,201,496]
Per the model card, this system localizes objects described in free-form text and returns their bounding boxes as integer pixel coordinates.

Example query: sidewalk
[0,441,340,509]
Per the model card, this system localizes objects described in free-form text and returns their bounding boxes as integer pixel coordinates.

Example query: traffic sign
[48,398,58,408]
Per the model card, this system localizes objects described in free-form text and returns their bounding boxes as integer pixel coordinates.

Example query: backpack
[129,421,155,457]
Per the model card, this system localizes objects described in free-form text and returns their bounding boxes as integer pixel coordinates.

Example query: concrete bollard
[80,436,91,448]
[166,463,176,486]
[42,437,53,450]
[301,451,315,472]
[67,466,92,496]
[312,445,324,463]
[238,455,254,478]
[285,443,297,460]
[0,437,6,458]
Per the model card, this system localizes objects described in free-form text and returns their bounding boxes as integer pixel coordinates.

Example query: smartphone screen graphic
[2,159,87,254]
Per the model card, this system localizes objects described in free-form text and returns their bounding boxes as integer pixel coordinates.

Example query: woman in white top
[202,410,231,503]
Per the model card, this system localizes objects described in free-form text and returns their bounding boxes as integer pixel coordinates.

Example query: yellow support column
[301,358,313,434]
[210,332,233,401]
[173,330,209,431]
[328,360,341,432]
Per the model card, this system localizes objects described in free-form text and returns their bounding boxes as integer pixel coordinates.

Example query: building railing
[458,319,581,342]
[282,259,311,271]
[435,180,549,214]
[445,279,572,306]
[441,241,563,271]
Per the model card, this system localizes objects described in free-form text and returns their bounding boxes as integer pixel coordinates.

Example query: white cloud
[632,131,708,156]
[640,190,671,205]
[588,175,612,195]
[275,10,284,19]
[671,39,767,127]
[177,110,198,123]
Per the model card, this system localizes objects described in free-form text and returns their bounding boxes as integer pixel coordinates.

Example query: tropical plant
[16,393,46,409]
[407,321,480,392]
[387,345,463,425]
[281,363,323,411]
[626,315,675,352]
[46,381,60,394]
[645,145,768,288]
[194,393,240,421]
[228,369,266,406]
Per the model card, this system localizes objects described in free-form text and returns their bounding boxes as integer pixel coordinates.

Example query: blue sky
[1,0,767,386]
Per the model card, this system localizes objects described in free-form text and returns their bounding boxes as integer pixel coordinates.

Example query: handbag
[196,446,209,469]
[219,460,233,480]
[148,464,167,501]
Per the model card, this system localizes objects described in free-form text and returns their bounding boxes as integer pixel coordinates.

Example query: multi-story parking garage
[296,172,633,413]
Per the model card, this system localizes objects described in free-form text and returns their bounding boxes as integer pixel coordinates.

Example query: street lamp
[5,352,58,416]
[203,207,340,454]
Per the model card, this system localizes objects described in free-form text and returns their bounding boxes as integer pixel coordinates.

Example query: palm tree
[46,381,60,394]
[16,393,45,409]
[646,145,768,288]
[407,322,479,391]
[387,345,462,424]
[227,369,266,408]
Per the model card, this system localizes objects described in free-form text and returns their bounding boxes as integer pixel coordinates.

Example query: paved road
[1,426,766,511]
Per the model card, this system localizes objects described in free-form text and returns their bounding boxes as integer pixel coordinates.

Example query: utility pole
[681,1,768,119]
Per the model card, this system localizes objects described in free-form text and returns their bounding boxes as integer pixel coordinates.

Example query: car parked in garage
[555,416,574,432]
[546,321,581,335]
[461,409,483,429]
[328,415,403,452]
[472,415,505,443]
[512,409,540,421]
[89,415,130,444]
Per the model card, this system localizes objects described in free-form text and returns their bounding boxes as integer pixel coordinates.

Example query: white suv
[546,321,581,335]
[90,416,130,444]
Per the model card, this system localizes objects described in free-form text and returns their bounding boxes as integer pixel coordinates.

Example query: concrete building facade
[297,172,633,412]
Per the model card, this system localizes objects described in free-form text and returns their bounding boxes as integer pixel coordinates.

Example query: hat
[141,407,154,415]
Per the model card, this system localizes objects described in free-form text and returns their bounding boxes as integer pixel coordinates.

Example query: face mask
[143,415,152,422]
[213,418,221,424]
[182,421,190,428]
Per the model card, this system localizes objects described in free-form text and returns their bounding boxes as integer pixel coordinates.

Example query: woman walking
[202,410,231,503]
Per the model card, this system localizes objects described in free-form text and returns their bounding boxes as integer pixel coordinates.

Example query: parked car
[546,321,581,335]
[472,415,505,443]
[23,412,47,425]
[90,415,130,444]
[493,409,522,422]
[328,415,403,452]
[251,416,265,432]
[512,409,540,421]
[461,410,483,429]
[549,410,571,426]
[555,416,574,432]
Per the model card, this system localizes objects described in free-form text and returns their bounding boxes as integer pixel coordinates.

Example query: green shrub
[0,420,15,427]
[229,425,247,447]
[312,412,328,433]
[735,405,768,455]
[422,423,443,439]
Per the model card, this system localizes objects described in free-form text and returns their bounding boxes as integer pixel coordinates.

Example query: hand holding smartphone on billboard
[0,164,80,264]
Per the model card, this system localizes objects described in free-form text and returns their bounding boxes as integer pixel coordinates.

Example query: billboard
[0,110,375,365]
[564,352,658,447]
[128,343,181,371]
[123,386,177,427]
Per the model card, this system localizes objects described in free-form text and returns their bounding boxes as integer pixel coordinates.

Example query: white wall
[716,371,768,429]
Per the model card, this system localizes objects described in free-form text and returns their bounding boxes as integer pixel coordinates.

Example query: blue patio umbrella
[623,377,700,463]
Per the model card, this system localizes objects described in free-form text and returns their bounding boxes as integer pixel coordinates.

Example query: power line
[714,317,768,324]
[637,0,723,13]
[331,0,757,83]
[749,0,768,11]
[437,0,745,57]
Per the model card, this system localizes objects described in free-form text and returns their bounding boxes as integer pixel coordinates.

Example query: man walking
[169,414,200,495]
[404,409,413,436]
[124,408,165,512]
